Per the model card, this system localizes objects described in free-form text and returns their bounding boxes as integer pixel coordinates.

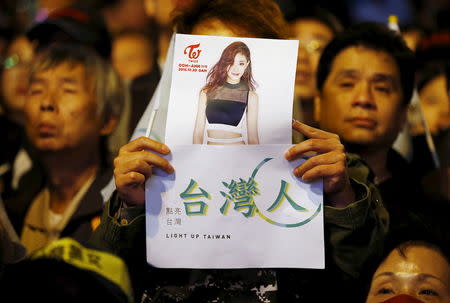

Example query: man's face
[291,19,334,100]
[24,62,104,152]
[316,46,406,149]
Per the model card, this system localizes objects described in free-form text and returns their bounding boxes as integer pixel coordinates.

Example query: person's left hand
[285,120,355,208]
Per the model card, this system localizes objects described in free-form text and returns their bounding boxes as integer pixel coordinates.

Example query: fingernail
[161,145,170,153]
[284,150,291,160]
[168,165,174,173]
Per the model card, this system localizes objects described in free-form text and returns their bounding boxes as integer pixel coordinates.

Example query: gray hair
[29,43,124,123]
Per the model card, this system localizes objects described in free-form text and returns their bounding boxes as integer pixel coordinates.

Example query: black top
[205,82,249,127]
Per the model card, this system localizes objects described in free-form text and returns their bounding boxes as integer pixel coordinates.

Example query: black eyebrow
[61,77,78,84]
[373,272,394,280]
[372,73,395,81]
[310,34,331,41]
[417,273,446,284]
[334,69,359,80]
[373,272,446,285]
[29,77,45,85]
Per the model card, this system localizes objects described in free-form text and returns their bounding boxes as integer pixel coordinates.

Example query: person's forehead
[115,34,151,47]
[376,246,449,279]
[34,62,87,81]
[330,46,399,76]
[7,36,34,56]
[420,74,446,94]
[291,19,334,40]
[191,18,254,38]
[113,37,152,57]
[234,53,247,60]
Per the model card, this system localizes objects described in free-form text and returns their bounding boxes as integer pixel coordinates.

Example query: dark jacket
[377,149,450,254]
[4,165,112,244]
[90,154,388,302]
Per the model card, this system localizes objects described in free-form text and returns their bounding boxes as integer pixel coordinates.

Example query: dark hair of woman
[203,41,255,93]
[171,0,288,39]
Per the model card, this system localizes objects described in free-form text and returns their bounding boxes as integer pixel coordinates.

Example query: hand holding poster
[145,34,325,269]
[146,145,324,268]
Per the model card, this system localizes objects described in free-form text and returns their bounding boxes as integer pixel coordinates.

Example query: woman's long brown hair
[203,41,256,93]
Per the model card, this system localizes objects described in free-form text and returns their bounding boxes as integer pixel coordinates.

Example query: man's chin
[34,140,63,153]
[341,135,380,151]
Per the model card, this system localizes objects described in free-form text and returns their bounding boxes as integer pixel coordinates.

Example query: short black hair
[287,6,343,36]
[416,61,448,92]
[27,6,112,59]
[171,0,288,39]
[317,22,415,106]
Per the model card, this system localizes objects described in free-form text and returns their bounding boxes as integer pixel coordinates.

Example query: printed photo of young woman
[193,41,259,145]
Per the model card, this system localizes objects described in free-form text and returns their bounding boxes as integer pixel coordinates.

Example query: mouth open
[38,123,57,137]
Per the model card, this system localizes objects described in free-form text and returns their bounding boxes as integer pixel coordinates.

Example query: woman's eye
[419,289,439,296]
[376,287,394,295]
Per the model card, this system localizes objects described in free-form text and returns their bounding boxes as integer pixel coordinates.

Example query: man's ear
[100,114,118,136]
[314,94,321,123]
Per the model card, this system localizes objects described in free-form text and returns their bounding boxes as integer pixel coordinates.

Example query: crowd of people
[0,0,449,302]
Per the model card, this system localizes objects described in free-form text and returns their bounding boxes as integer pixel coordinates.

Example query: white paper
[144,34,325,269]
[146,145,324,269]
[165,34,298,145]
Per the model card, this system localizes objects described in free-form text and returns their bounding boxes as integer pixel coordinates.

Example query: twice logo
[184,43,202,59]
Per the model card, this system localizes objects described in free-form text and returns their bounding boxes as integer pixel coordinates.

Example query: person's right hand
[114,137,174,207]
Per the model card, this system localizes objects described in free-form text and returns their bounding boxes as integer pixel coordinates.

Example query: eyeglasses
[299,40,328,54]
[2,54,31,70]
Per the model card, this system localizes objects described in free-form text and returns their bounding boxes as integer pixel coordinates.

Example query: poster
[165,34,298,145]
[145,34,324,269]
[146,145,324,269]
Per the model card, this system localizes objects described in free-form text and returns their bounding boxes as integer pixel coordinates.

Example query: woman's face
[418,75,450,135]
[366,245,450,303]
[226,52,249,84]
[1,36,35,124]
[112,33,154,81]
[290,19,334,100]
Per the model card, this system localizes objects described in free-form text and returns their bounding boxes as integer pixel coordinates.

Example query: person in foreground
[4,44,124,255]
[366,240,450,303]
[91,1,386,302]
[91,118,387,302]
[314,22,449,251]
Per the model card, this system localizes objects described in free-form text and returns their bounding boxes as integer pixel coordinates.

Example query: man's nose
[39,91,57,112]
[352,81,376,109]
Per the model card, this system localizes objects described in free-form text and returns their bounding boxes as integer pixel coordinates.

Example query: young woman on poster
[193,41,260,145]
